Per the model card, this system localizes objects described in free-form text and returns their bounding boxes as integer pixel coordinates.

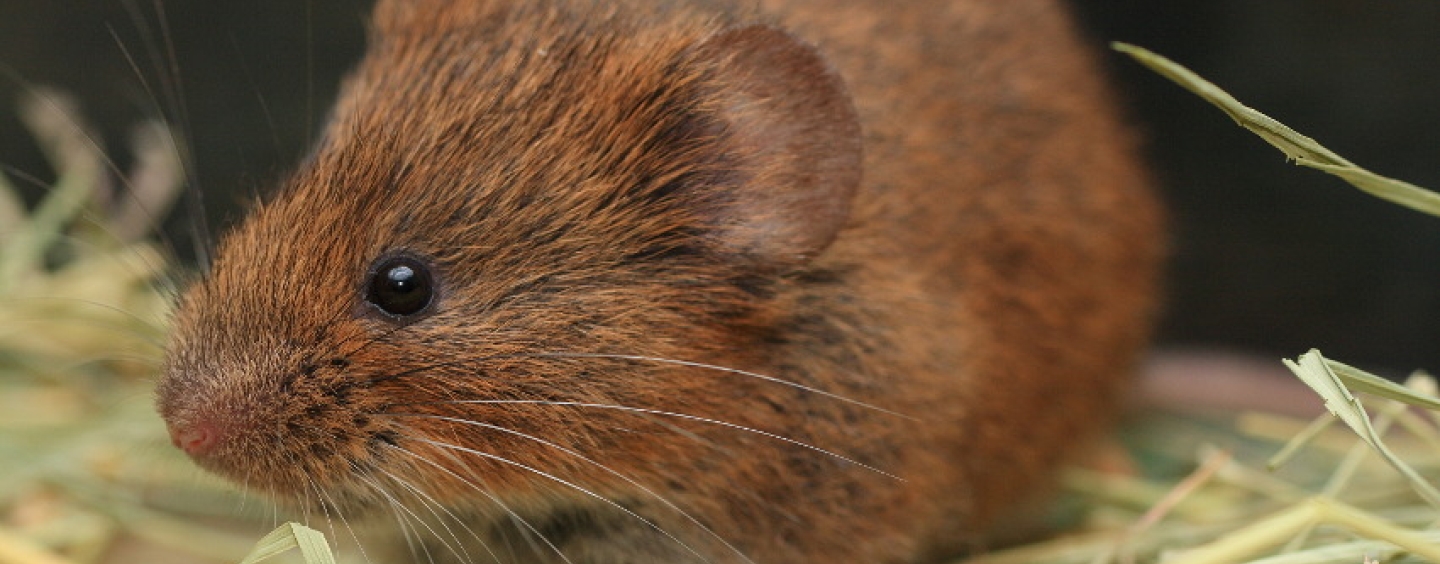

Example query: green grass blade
[236,523,336,564]
[1284,350,1440,508]
[1113,42,1440,219]
[1324,359,1440,410]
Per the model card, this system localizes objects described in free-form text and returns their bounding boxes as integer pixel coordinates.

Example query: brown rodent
[155,0,1163,562]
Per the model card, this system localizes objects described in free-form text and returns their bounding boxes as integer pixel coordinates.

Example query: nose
[166,419,222,458]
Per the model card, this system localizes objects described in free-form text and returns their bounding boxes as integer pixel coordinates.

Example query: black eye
[366,255,435,318]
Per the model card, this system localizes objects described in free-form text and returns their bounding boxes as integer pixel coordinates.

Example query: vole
[155,0,1164,562]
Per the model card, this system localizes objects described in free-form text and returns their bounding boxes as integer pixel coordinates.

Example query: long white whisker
[112,1,212,266]
[386,413,755,564]
[427,400,902,481]
[263,466,279,528]
[309,481,345,562]
[530,352,912,419]
[307,474,377,564]
[391,499,428,564]
[357,471,441,564]
[294,462,315,525]
[412,436,711,563]
[372,466,489,564]
[385,441,573,564]
[294,476,344,561]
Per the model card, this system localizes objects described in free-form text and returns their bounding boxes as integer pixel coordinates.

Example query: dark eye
[366,255,435,318]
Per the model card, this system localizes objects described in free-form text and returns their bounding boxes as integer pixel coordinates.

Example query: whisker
[373,466,487,564]
[379,491,422,564]
[411,436,711,563]
[359,471,438,564]
[529,352,912,419]
[266,487,278,529]
[225,33,285,161]
[414,400,902,481]
[310,481,345,563]
[307,474,377,564]
[287,449,320,526]
[102,19,197,262]
[295,471,315,525]
[392,501,430,564]
[384,414,754,564]
[355,471,463,564]
[303,0,316,147]
[385,441,573,564]
[260,463,279,528]
[118,0,211,266]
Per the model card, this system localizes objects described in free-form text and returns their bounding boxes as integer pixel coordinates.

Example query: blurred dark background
[1,1,1437,371]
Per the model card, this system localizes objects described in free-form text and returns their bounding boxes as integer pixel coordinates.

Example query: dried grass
[4,47,1440,564]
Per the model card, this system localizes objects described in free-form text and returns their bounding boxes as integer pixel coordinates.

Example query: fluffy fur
[156,0,1163,562]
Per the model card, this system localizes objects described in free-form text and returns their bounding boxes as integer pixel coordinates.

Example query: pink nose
[167,420,221,457]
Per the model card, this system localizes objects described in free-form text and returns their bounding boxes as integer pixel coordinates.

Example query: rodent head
[156,2,861,514]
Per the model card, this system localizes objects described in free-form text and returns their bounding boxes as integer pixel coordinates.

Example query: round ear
[692,24,862,266]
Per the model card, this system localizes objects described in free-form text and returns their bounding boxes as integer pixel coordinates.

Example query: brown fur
[156,0,1163,562]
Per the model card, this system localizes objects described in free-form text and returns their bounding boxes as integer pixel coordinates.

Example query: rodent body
[156,0,1162,562]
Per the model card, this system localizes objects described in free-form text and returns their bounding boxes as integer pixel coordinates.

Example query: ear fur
[691,24,862,266]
